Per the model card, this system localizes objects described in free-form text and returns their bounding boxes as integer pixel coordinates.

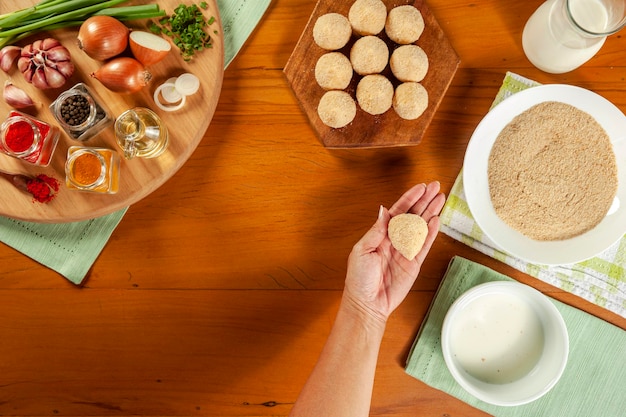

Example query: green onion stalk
[0,0,166,48]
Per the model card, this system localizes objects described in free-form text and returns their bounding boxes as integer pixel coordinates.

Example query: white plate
[463,84,626,265]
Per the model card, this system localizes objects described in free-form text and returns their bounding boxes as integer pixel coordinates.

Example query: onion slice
[129,31,171,66]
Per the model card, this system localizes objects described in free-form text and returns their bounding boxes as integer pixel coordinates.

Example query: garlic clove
[0,46,21,73]
[43,66,67,89]
[3,80,35,109]
[31,67,48,90]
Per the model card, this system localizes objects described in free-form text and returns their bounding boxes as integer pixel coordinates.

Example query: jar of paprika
[0,111,59,166]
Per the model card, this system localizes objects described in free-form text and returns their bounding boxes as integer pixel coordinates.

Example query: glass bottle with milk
[522,0,626,73]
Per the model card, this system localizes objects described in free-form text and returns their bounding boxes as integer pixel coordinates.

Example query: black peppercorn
[51,83,112,141]
[60,94,91,126]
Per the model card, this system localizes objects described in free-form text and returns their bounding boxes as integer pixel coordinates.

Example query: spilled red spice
[26,174,59,203]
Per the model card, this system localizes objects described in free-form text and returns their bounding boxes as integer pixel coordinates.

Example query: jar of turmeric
[65,146,120,194]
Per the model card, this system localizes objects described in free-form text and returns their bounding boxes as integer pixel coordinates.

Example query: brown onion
[77,16,130,61]
[129,31,171,66]
[18,38,74,89]
[91,57,152,94]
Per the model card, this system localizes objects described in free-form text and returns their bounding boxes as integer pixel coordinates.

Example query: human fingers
[388,183,427,216]
[408,181,442,217]
[414,215,441,265]
[419,192,446,222]
[352,205,390,255]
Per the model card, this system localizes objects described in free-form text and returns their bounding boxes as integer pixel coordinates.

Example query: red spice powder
[26,174,59,203]
[5,119,34,153]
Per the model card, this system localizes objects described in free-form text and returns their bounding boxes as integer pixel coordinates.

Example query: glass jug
[114,107,168,159]
[522,0,626,73]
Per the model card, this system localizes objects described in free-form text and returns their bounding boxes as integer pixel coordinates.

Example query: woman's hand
[343,181,446,323]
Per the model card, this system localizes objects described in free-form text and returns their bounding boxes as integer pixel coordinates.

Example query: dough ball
[390,44,429,82]
[315,52,353,90]
[348,0,387,35]
[313,13,352,50]
[350,35,389,75]
[317,90,357,128]
[385,5,425,44]
[393,82,428,120]
[388,213,428,260]
[356,74,393,115]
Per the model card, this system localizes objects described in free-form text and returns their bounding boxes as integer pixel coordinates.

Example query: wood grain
[0,0,224,223]
[0,1,625,416]
[284,0,460,148]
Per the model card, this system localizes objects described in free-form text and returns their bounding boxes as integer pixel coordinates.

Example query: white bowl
[441,281,568,406]
[463,84,626,265]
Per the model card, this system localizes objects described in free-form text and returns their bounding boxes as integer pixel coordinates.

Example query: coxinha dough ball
[390,44,429,82]
[315,52,353,90]
[318,90,357,128]
[348,0,388,36]
[313,13,352,50]
[385,5,425,44]
[393,82,429,120]
[356,74,393,115]
[350,35,389,75]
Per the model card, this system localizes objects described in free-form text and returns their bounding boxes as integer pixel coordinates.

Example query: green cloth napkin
[440,71,626,319]
[0,0,271,285]
[406,256,626,417]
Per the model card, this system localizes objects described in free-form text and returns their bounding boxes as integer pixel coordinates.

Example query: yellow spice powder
[73,152,102,185]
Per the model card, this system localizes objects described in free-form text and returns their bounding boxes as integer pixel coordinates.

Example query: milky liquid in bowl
[448,292,545,384]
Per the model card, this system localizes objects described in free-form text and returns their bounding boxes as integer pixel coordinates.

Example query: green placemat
[440,71,626,319]
[406,256,626,417]
[0,0,271,285]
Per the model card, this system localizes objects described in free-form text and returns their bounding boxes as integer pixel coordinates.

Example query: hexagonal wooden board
[284,0,459,148]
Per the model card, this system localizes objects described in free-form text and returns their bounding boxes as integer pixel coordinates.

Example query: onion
[17,38,74,89]
[91,57,152,94]
[129,31,171,66]
[77,16,130,61]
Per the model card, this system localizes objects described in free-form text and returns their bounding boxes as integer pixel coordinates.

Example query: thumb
[355,205,390,254]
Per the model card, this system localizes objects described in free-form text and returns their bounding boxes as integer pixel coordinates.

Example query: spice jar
[65,146,120,194]
[0,110,59,166]
[51,83,112,141]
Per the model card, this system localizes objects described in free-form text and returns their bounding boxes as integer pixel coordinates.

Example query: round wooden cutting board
[0,0,224,223]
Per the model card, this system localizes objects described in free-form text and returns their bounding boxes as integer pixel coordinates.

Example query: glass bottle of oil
[114,107,168,159]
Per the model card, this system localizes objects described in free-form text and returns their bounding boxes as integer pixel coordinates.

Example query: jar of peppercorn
[51,83,111,141]
[0,110,59,166]
[65,146,120,194]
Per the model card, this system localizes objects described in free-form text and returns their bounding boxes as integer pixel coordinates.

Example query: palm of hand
[344,182,445,322]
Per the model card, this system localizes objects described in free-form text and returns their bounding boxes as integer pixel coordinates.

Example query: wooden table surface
[1,1,625,416]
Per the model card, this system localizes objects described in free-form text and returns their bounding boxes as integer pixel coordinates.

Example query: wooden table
[0,1,624,416]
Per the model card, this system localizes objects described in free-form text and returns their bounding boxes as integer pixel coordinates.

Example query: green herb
[148,3,217,61]
[0,0,166,49]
